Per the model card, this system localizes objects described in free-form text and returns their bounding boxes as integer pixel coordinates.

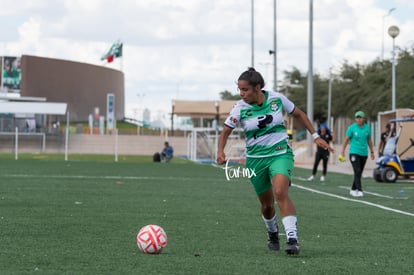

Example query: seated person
[161,141,174,162]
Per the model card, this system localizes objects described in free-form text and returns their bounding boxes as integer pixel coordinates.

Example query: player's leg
[349,154,360,196]
[247,157,280,251]
[308,153,320,180]
[350,154,363,194]
[321,153,329,181]
[269,150,300,255]
[356,155,368,196]
[271,174,300,255]
[258,188,280,251]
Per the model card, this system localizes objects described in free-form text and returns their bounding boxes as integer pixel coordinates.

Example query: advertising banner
[2,56,22,91]
[107,93,115,131]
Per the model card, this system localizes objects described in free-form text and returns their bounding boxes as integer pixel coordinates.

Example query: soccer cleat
[267,231,280,251]
[285,238,300,255]
[320,176,325,182]
[307,175,315,181]
[356,191,364,197]
[350,190,358,197]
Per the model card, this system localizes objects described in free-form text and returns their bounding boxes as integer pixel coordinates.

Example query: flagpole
[1,57,4,89]
[119,41,123,72]
[120,56,123,72]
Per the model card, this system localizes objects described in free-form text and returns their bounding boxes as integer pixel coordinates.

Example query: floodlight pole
[388,25,400,111]
[251,0,255,68]
[307,0,314,157]
[273,0,277,91]
[327,69,332,130]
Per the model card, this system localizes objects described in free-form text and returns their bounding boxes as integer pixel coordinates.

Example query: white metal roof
[0,102,67,115]
[0,95,47,102]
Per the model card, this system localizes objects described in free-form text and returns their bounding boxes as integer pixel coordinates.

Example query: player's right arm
[340,136,350,157]
[217,125,233,165]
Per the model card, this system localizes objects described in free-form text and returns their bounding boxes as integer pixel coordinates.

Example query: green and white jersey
[224,90,295,158]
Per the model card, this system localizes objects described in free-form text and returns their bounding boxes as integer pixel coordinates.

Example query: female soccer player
[217,67,333,255]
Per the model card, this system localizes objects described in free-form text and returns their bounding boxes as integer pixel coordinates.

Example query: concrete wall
[0,134,188,156]
[65,135,188,156]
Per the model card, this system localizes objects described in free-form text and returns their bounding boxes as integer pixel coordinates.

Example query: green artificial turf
[0,155,413,274]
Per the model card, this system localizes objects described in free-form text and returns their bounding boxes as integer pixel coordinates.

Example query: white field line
[3,173,414,217]
[1,174,200,181]
[3,174,153,180]
[292,183,414,217]
[338,185,408,199]
[295,176,311,182]
[295,177,408,199]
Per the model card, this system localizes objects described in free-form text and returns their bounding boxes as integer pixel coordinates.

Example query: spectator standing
[308,124,334,182]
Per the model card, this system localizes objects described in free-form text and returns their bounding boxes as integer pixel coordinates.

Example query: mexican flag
[101,41,123,63]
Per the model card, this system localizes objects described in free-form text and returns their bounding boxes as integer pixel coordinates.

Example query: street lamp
[327,70,333,130]
[388,25,400,111]
[171,100,175,136]
[269,51,276,91]
[272,0,277,92]
[381,8,395,61]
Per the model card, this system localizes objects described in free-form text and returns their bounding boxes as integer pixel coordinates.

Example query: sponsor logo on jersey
[229,116,238,123]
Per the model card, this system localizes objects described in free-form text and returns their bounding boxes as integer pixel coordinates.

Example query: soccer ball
[136,224,168,254]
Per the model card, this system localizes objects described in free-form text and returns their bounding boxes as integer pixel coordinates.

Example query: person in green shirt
[340,111,375,197]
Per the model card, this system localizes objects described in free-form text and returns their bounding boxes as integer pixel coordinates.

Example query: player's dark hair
[238,67,265,89]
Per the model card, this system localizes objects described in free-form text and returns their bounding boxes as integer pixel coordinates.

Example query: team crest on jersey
[270,100,279,112]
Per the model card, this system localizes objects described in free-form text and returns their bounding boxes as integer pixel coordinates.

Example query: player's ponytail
[238,67,265,89]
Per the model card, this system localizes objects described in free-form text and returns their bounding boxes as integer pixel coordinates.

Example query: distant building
[1,55,124,122]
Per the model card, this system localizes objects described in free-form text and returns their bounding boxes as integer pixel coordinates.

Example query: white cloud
[18,17,42,50]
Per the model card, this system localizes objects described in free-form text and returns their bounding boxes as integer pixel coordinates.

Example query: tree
[219,90,240,100]
[277,48,414,121]
[218,47,414,122]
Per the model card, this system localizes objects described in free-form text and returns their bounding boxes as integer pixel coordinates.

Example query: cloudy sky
[1,0,413,125]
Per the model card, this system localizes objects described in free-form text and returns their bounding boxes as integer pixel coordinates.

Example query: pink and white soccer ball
[136,224,168,254]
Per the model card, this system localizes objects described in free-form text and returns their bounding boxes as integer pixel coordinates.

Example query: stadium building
[1,54,124,132]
